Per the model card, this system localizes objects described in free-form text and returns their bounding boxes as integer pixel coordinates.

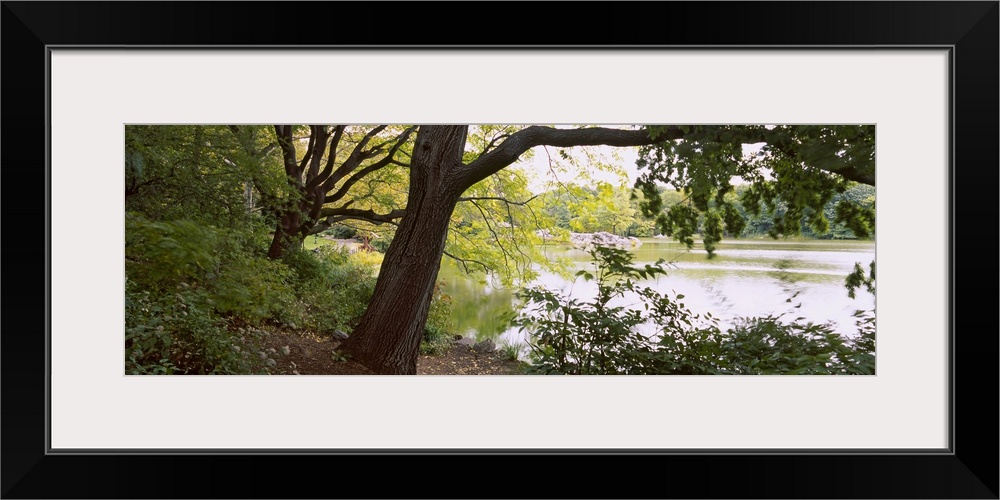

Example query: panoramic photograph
[124,124,875,375]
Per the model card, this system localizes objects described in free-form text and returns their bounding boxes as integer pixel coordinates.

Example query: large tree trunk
[267,209,306,259]
[338,126,468,374]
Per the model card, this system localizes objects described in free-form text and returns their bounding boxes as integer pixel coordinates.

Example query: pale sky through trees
[516,142,766,194]
[509,124,776,194]
[516,144,640,194]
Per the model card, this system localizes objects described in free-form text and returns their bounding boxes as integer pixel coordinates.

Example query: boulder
[569,232,642,250]
[472,339,496,354]
[330,330,349,341]
[455,337,476,346]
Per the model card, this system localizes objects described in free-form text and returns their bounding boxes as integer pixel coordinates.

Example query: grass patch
[302,237,340,251]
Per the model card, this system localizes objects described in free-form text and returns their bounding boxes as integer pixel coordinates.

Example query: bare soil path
[259,329,525,375]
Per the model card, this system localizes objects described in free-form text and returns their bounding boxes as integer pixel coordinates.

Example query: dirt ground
[259,328,525,375]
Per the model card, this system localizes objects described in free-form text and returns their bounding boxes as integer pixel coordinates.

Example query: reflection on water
[437,238,875,356]
[439,276,517,338]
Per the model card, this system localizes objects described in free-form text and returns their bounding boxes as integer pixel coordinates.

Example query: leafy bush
[126,216,306,373]
[512,244,874,375]
[125,215,269,374]
[127,214,299,325]
[498,341,524,362]
[273,246,377,332]
[325,224,358,240]
[420,282,456,355]
[419,325,453,355]
[212,251,298,325]
[348,249,384,270]
[426,281,454,334]
[668,316,875,375]
[124,214,457,373]
[125,278,268,374]
[512,245,681,374]
[125,213,220,291]
[370,236,392,253]
[282,245,336,283]
[325,254,378,329]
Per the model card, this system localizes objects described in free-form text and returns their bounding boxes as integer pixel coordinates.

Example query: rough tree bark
[337,126,469,374]
[267,211,304,259]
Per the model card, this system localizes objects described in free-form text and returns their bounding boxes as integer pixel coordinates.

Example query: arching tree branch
[442,250,491,275]
[318,207,406,225]
[459,126,684,190]
[457,194,541,206]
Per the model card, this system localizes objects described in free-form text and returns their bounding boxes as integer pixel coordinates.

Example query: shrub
[124,214,457,373]
[420,282,456,355]
[125,215,297,373]
[425,281,454,334]
[271,246,376,332]
[498,341,524,362]
[125,278,268,374]
[125,213,220,291]
[325,224,357,240]
[512,245,680,374]
[370,236,392,253]
[348,249,384,270]
[419,324,453,355]
[282,245,339,283]
[211,251,298,324]
[664,316,874,375]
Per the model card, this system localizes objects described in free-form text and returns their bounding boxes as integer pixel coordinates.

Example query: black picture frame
[3,2,996,498]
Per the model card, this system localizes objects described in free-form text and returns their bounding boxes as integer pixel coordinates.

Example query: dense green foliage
[125,125,283,227]
[732,183,875,239]
[447,161,554,285]
[538,183,660,238]
[124,124,455,374]
[845,260,877,300]
[512,245,875,375]
[125,212,455,374]
[534,181,874,247]
[635,125,875,256]
[420,283,457,355]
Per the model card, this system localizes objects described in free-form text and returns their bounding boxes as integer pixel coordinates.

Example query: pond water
[437,237,875,357]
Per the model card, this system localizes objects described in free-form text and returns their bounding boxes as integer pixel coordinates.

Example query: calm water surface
[437,238,875,356]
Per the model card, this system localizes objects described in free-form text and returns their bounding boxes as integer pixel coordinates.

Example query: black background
[2,2,997,498]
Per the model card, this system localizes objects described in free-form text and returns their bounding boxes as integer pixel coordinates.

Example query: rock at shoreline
[472,339,496,354]
[455,337,497,354]
[570,232,642,251]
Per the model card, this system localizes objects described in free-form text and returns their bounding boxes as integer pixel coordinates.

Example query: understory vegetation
[125,214,453,374]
